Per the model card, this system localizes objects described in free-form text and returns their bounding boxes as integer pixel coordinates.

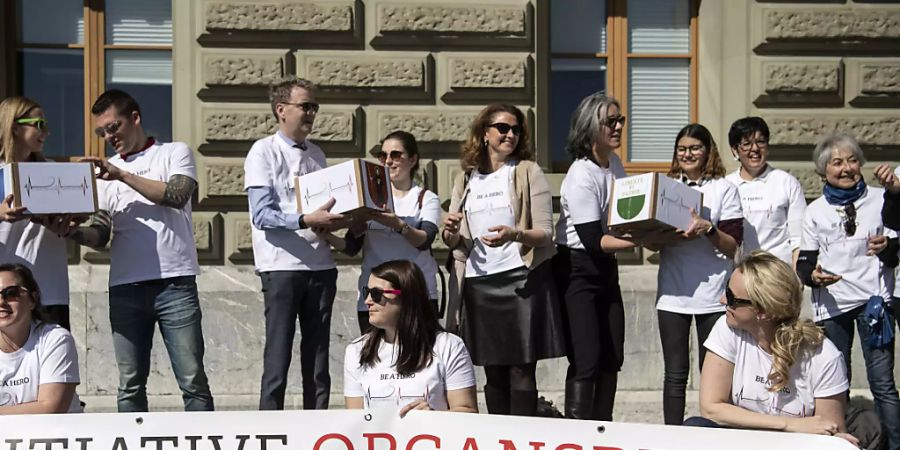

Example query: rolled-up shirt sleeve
[248,186,302,231]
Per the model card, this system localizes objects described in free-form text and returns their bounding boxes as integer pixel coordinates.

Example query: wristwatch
[298,214,307,229]
[706,223,717,236]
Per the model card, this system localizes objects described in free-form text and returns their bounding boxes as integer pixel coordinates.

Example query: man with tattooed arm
[66,89,214,412]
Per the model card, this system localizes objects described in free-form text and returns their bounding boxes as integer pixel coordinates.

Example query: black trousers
[657,309,722,425]
[259,269,337,410]
[555,247,625,380]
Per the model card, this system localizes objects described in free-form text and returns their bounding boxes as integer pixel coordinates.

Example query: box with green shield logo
[608,173,702,235]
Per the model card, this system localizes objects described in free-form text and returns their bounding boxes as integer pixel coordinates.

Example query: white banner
[0,410,856,450]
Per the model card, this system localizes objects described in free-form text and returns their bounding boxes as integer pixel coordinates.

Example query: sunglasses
[0,285,29,302]
[363,286,402,304]
[94,120,122,138]
[15,117,49,132]
[487,122,524,136]
[282,101,320,113]
[725,286,753,308]
[376,150,406,163]
[601,115,627,128]
[842,203,857,236]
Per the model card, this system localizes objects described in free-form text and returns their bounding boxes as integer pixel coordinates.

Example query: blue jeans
[820,303,899,450]
[109,276,214,412]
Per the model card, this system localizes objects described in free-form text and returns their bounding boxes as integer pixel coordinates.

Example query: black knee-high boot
[484,384,511,415]
[565,380,595,419]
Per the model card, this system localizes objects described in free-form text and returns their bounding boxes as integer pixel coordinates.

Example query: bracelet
[514,229,523,243]
[395,222,410,235]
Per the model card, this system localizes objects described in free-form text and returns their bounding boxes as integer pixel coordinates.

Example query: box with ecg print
[295,159,394,216]
[0,162,98,215]
[608,172,702,235]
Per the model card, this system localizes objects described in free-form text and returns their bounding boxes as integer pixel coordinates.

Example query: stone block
[763,61,840,93]
[768,116,900,146]
[197,161,248,211]
[199,105,361,156]
[198,1,362,49]
[198,51,293,103]
[193,213,225,264]
[441,53,533,104]
[203,54,287,86]
[296,52,434,103]
[756,8,900,55]
[370,108,483,159]
[204,2,353,32]
[754,58,844,108]
[371,3,533,50]
[228,218,255,264]
[849,61,900,107]
[861,64,900,93]
[764,9,900,40]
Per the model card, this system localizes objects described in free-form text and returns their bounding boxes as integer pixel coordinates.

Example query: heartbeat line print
[303,174,355,203]
[24,176,90,198]
[659,187,695,210]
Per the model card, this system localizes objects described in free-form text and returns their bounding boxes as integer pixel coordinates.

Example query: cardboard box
[295,159,394,215]
[608,173,702,234]
[0,162,98,215]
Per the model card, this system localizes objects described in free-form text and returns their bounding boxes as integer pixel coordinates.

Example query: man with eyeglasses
[67,89,214,413]
[243,77,347,410]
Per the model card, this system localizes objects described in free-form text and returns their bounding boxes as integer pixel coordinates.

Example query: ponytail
[768,318,823,392]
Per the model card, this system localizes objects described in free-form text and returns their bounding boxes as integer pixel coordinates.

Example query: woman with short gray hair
[797,132,900,450]
[553,92,638,420]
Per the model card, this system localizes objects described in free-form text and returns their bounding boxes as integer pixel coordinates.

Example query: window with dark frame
[549,0,698,173]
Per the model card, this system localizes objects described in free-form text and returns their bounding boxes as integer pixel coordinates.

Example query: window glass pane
[628,0,690,54]
[18,0,84,45]
[551,0,606,53]
[19,49,85,158]
[105,50,172,153]
[550,59,607,165]
[106,0,173,45]
[628,59,689,162]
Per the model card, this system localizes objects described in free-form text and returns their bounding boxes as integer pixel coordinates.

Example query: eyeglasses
[725,286,754,308]
[842,203,857,236]
[675,144,706,154]
[738,140,768,152]
[94,120,122,138]
[376,150,406,163]
[0,285,29,302]
[363,286,402,304]
[281,101,320,113]
[487,122,524,136]
[600,115,627,128]
[15,117,49,132]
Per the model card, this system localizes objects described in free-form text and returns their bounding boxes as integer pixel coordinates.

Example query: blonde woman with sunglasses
[0,97,79,330]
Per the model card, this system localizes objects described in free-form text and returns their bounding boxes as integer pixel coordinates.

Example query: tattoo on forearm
[161,175,197,209]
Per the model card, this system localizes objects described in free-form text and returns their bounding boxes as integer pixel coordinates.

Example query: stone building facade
[3,0,899,413]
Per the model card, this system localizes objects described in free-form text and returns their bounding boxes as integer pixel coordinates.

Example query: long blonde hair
[737,251,824,393]
[0,96,46,163]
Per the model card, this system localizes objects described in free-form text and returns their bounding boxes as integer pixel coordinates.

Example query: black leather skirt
[460,261,566,366]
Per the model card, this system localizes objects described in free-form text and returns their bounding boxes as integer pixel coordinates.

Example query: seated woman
[0,263,82,413]
[685,251,857,446]
[343,260,477,416]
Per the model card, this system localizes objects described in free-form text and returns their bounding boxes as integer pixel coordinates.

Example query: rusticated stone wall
[750,2,900,195]
[180,0,536,265]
